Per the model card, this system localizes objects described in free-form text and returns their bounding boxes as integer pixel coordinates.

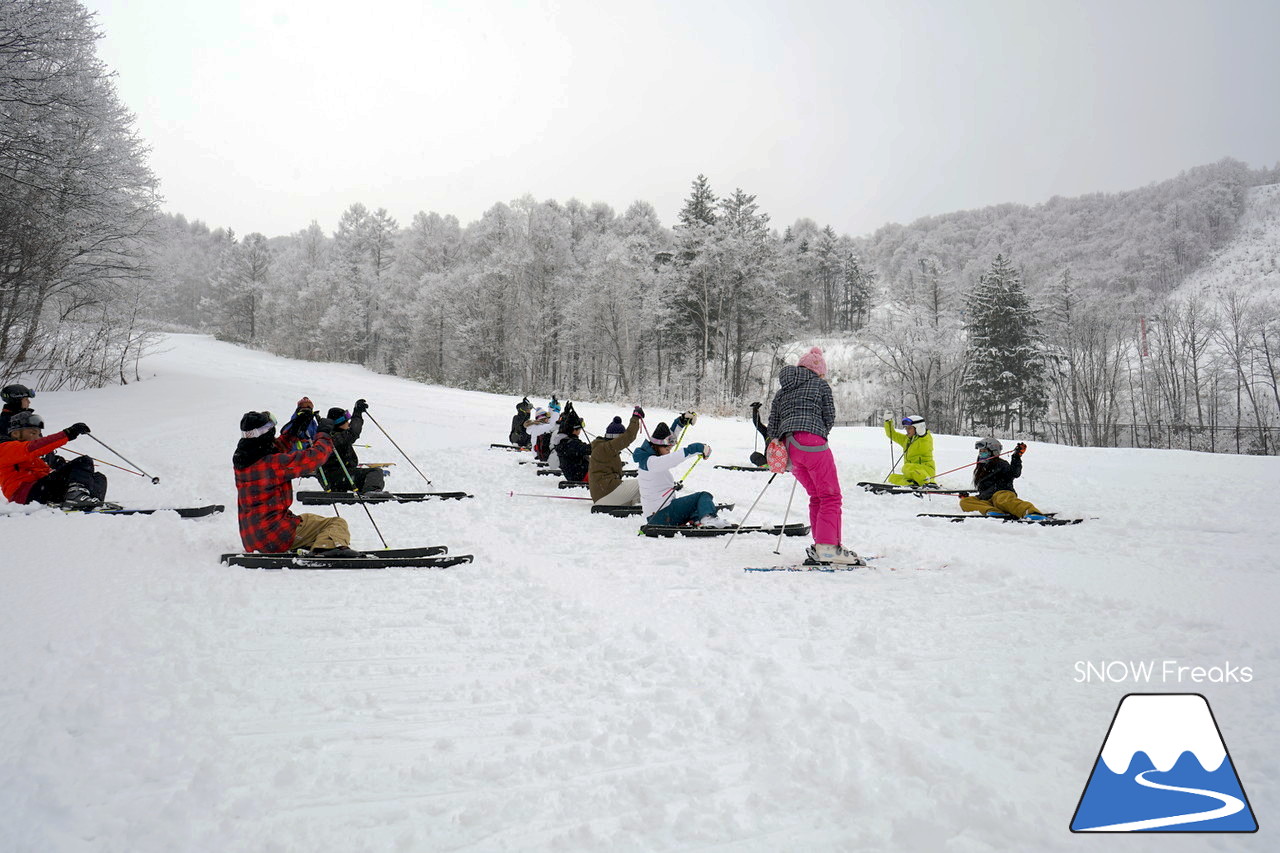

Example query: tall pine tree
[963,254,1049,431]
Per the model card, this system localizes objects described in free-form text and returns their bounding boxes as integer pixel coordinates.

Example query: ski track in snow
[2,334,1277,852]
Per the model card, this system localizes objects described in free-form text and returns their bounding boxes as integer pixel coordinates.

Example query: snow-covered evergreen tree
[963,254,1049,431]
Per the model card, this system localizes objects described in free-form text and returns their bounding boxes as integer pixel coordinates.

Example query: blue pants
[648,491,716,526]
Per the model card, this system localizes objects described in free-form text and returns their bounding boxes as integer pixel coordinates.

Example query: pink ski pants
[787,431,842,546]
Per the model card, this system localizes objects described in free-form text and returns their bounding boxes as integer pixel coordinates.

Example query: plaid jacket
[234,434,334,553]
[767,365,836,440]
[0,432,70,503]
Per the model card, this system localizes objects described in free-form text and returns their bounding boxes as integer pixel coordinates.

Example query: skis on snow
[538,468,636,477]
[640,522,809,538]
[222,545,473,569]
[714,465,769,472]
[0,503,225,518]
[296,491,473,505]
[857,481,972,496]
[916,512,1082,525]
[591,502,735,518]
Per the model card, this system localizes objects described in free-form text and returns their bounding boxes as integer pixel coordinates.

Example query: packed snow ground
[2,334,1277,852]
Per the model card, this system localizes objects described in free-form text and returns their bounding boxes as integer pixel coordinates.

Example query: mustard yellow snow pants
[959,490,1042,518]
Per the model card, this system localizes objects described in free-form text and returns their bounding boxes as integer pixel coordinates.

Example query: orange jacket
[0,432,70,503]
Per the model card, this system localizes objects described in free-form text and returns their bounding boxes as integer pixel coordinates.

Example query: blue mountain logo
[1071,693,1258,832]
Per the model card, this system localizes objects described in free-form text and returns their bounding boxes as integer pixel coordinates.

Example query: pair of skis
[917,512,1083,526]
[592,502,735,518]
[639,522,809,538]
[222,545,473,570]
[0,503,224,519]
[296,491,472,505]
[857,481,972,496]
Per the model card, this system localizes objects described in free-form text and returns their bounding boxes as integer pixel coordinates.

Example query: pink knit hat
[797,346,827,377]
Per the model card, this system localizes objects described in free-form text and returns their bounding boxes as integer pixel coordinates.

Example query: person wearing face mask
[958,437,1047,520]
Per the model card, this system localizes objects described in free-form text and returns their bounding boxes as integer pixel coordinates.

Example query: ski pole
[883,448,903,483]
[773,477,798,555]
[363,412,433,488]
[934,448,1016,480]
[85,434,159,484]
[724,471,778,549]
[81,455,148,478]
[333,448,388,548]
[652,454,703,517]
[507,491,592,501]
[672,417,693,451]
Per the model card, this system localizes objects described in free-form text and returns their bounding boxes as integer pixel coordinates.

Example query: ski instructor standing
[767,346,859,565]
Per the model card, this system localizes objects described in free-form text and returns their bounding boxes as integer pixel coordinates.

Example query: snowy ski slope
[2,334,1277,851]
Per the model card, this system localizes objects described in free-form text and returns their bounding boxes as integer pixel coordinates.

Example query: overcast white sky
[83,0,1280,239]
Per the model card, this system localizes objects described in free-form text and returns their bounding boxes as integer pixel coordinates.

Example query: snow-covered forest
[143,162,1280,453]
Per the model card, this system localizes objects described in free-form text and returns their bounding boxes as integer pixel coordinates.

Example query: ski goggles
[331,410,352,426]
[241,412,276,439]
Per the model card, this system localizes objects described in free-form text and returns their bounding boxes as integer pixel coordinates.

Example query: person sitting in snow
[233,409,360,557]
[525,407,556,462]
[959,437,1047,520]
[508,397,533,448]
[548,401,579,471]
[1,383,36,435]
[552,411,592,483]
[633,420,726,527]
[0,411,112,510]
[318,399,388,496]
[883,413,936,487]
[589,408,644,506]
[277,396,318,451]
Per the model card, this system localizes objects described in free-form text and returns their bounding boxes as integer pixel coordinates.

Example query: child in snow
[553,412,592,483]
[508,397,533,447]
[883,413,936,487]
[633,420,725,526]
[278,396,318,451]
[0,383,36,435]
[0,411,110,509]
[525,407,557,462]
[959,438,1047,520]
[233,410,359,557]
[767,346,858,565]
[319,400,387,495]
[589,408,643,506]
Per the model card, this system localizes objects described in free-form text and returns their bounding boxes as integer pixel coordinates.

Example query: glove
[700,443,712,459]
[883,411,894,424]
[632,406,645,420]
[1014,442,1027,457]
[293,408,315,429]
[353,398,369,415]
[681,410,698,426]
[65,422,90,439]
[315,418,334,435]
[749,401,762,411]
[671,481,684,492]
[685,442,709,458]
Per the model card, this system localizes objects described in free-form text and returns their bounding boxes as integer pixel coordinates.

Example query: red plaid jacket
[234,434,333,553]
[0,432,70,503]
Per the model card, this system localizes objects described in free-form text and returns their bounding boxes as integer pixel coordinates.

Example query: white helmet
[901,415,927,435]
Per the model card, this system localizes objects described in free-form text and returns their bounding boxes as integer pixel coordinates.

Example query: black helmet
[2,384,35,404]
[7,410,44,432]
[975,436,1002,454]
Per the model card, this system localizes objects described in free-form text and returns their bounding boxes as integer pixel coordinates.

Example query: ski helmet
[974,436,1002,454]
[901,415,926,434]
[8,410,44,432]
[1,383,35,404]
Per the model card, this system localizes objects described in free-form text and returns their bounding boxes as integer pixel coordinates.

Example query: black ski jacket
[557,435,592,482]
[321,415,366,489]
[973,454,1023,501]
